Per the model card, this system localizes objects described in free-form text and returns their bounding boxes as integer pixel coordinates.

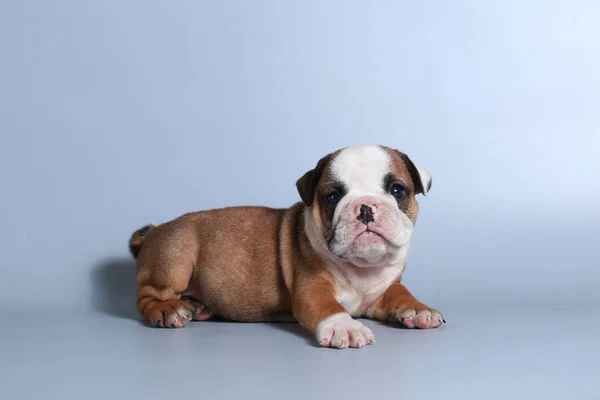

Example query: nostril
[358,204,376,224]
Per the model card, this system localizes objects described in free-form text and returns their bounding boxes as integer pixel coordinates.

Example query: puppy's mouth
[356,229,382,239]
[357,226,387,240]
[327,224,390,245]
[325,223,396,260]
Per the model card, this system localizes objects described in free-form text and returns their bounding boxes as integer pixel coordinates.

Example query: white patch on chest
[326,247,408,316]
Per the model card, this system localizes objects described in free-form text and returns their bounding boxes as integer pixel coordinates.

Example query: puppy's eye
[389,184,408,199]
[326,191,342,205]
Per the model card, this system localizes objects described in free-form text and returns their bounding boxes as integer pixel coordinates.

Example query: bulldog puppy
[129,145,443,349]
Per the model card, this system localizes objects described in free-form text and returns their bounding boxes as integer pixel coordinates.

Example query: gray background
[1,1,599,399]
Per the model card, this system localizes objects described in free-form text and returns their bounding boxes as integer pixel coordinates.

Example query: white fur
[330,248,408,316]
[328,146,414,261]
[330,146,391,191]
[315,312,374,348]
[329,145,392,226]
[417,167,432,196]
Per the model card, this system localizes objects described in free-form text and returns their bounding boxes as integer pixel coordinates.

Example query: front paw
[315,313,375,349]
[395,305,445,329]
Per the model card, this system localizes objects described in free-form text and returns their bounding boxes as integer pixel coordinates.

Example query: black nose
[357,204,375,224]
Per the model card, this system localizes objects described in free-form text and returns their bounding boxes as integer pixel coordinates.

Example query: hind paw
[146,299,211,328]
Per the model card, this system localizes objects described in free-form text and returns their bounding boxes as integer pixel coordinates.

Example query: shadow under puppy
[129,145,444,349]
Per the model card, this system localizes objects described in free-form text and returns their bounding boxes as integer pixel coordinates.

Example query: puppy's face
[297,145,432,267]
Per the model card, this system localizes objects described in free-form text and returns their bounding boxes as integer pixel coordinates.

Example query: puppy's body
[134,206,291,322]
[130,145,443,348]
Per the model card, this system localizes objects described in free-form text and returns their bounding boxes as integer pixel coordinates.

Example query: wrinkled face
[297,145,432,267]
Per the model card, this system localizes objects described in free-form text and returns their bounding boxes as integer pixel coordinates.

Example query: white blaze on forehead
[330,145,391,194]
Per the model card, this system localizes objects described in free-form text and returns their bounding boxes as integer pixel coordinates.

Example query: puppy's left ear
[296,153,335,206]
[415,167,432,196]
[395,150,432,196]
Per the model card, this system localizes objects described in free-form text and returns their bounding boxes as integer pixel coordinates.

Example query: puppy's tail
[129,224,155,259]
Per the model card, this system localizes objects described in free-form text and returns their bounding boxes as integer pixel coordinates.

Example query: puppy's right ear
[296,153,334,206]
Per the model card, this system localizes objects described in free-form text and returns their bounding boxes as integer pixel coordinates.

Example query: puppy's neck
[332,244,408,279]
[345,248,409,268]
[327,255,407,298]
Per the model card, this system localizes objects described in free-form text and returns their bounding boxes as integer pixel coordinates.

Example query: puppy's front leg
[366,283,445,329]
[292,278,375,349]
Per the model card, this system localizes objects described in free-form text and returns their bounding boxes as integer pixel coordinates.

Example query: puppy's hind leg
[136,248,205,328]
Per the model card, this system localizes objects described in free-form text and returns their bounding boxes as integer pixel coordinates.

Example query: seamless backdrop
[0,2,599,398]
[2,1,598,313]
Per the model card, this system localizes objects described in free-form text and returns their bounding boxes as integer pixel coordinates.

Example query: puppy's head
[297,145,431,267]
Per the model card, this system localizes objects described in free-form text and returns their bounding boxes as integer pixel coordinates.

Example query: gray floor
[2,303,599,400]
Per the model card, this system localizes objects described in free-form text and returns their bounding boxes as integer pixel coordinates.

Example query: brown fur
[129,145,443,339]
[280,204,347,331]
[129,224,155,258]
[134,207,293,325]
[385,148,423,222]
